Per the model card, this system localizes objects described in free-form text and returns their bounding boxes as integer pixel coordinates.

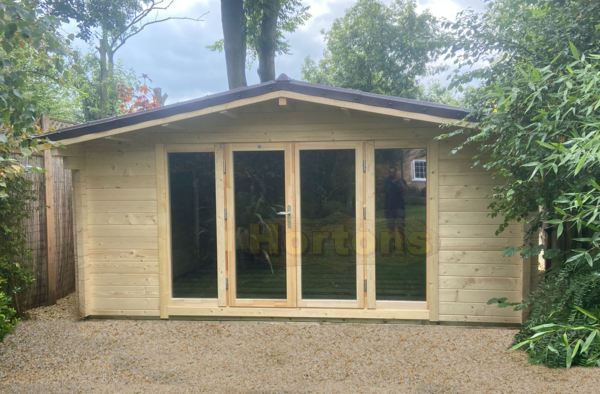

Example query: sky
[66,0,486,104]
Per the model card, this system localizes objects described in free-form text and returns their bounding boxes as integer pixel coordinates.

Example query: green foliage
[73,51,138,121]
[301,0,448,99]
[507,54,600,368]
[513,310,600,369]
[0,279,18,342]
[444,52,600,255]
[0,37,85,122]
[0,8,62,330]
[0,1,61,342]
[444,0,600,94]
[208,0,311,68]
[0,175,36,318]
[0,1,65,133]
[513,264,600,368]
[0,0,66,196]
[440,0,600,368]
[245,0,310,62]
[439,0,600,267]
[418,80,467,107]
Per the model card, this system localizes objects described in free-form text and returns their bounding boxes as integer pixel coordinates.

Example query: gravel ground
[1,301,598,393]
[25,293,80,322]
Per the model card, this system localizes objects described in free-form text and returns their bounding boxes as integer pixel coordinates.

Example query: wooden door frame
[366,140,436,319]
[225,143,295,308]
[294,141,365,309]
[157,144,222,319]
[156,139,438,321]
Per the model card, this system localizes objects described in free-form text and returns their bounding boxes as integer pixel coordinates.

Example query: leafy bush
[512,305,600,368]
[477,52,600,368]
[0,1,63,343]
[443,0,600,368]
[507,262,600,368]
[0,280,18,342]
[0,175,36,318]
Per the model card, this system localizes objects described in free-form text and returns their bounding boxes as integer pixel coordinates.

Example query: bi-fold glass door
[168,141,429,311]
[225,142,364,308]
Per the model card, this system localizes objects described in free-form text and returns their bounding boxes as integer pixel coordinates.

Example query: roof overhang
[41,74,474,145]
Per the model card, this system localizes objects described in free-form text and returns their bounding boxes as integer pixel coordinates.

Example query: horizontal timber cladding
[73,101,524,323]
[437,137,524,324]
[81,146,160,316]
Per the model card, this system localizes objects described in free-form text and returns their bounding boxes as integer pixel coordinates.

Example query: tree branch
[112,13,206,54]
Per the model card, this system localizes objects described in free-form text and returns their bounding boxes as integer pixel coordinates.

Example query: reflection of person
[384,166,408,238]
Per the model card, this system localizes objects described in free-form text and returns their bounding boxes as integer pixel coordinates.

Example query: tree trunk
[108,49,114,75]
[98,32,108,119]
[153,87,168,106]
[221,0,247,89]
[107,48,115,116]
[257,1,281,83]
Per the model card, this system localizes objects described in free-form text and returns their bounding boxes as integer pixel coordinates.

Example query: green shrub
[0,279,18,342]
[0,175,36,320]
[513,305,600,368]
[508,262,600,368]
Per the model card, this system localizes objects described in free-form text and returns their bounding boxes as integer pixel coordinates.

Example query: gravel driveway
[1,301,598,393]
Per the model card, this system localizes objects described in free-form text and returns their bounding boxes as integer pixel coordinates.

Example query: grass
[173,205,426,301]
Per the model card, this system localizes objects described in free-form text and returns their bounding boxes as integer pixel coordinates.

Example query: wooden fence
[18,116,78,310]
[20,154,76,310]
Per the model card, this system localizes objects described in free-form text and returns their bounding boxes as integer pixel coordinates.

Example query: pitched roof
[43,74,471,142]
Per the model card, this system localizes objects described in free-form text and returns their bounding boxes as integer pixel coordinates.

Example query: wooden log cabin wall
[45,76,531,324]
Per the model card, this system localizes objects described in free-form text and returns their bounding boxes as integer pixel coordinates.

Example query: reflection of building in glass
[377,149,427,192]
[402,149,427,189]
[375,148,428,301]
[412,159,427,182]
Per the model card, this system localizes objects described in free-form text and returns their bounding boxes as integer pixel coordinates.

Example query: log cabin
[43,74,538,324]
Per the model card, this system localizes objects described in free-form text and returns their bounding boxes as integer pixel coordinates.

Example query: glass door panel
[169,152,218,298]
[299,148,357,301]
[374,148,427,301]
[233,150,287,300]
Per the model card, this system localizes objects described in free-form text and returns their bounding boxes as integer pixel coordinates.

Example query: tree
[441,0,600,367]
[445,0,600,93]
[43,0,205,119]
[301,0,447,99]
[216,0,310,89]
[0,0,67,195]
[221,0,247,89]
[1,38,83,122]
[418,80,467,107]
[254,0,280,83]
[72,50,139,122]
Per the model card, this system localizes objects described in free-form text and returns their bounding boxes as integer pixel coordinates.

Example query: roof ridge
[40,76,472,141]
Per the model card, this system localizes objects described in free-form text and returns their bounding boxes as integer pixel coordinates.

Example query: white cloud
[65,0,486,102]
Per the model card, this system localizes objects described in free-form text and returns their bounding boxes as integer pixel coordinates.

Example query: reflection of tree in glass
[234,151,285,274]
[300,150,355,219]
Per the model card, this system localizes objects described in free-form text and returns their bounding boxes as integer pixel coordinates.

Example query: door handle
[277,205,292,228]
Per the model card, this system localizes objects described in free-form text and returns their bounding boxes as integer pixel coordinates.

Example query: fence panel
[18,154,75,310]
[21,155,48,309]
[53,156,76,300]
